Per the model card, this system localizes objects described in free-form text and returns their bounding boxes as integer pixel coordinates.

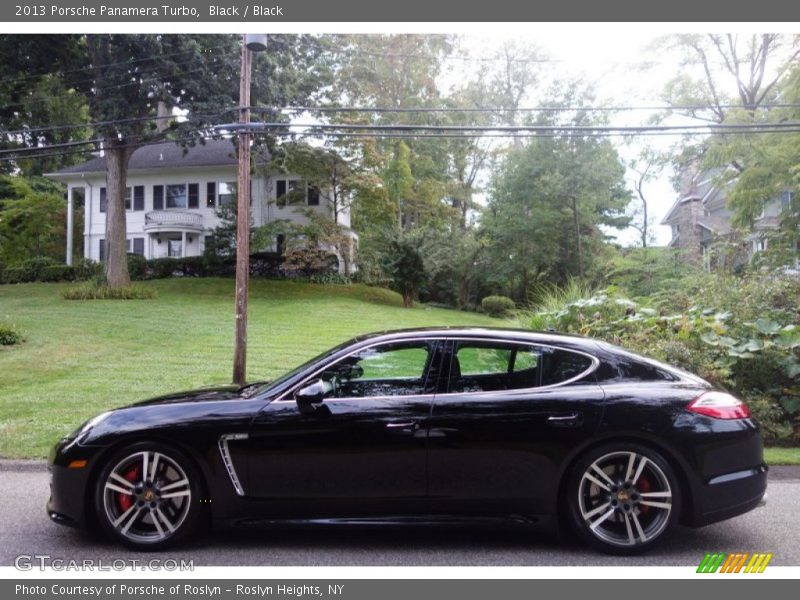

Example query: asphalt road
[2,462,798,567]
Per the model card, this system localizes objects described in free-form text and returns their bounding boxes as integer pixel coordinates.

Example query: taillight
[687,391,751,419]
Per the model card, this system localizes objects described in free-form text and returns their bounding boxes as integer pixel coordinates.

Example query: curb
[0,459,47,472]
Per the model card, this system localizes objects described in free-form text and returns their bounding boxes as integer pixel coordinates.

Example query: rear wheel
[94,442,203,550]
[566,443,681,554]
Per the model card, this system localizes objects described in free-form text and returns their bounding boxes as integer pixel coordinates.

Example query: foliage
[0,176,68,265]
[379,235,427,308]
[61,282,158,300]
[660,35,800,245]
[0,322,24,346]
[39,265,77,283]
[481,295,516,318]
[482,84,631,301]
[126,253,148,281]
[523,269,800,443]
[604,247,701,298]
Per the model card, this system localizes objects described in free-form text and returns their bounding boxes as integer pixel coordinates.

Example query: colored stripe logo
[697,552,773,573]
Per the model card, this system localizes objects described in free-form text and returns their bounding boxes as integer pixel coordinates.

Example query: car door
[427,338,605,517]
[244,339,445,516]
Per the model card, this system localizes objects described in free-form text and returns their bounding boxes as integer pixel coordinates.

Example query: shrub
[74,258,103,281]
[309,272,351,285]
[147,258,180,279]
[127,253,148,281]
[1,267,25,284]
[19,257,58,282]
[39,265,77,282]
[0,322,23,345]
[481,295,516,318]
[61,282,157,300]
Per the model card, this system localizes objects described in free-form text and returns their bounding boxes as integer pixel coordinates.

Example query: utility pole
[232,34,267,386]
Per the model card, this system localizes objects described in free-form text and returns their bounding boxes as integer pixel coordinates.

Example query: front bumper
[46,437,99,529]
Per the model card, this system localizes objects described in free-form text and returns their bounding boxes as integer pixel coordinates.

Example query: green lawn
[0,279,503,458]
[763,447,800,465]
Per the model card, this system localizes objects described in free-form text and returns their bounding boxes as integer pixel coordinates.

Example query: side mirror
[295,379,331,414]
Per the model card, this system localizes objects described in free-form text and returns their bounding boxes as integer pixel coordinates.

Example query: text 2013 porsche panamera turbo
[48,328,767,554]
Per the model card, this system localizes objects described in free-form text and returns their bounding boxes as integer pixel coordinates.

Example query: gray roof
[48,139,261,176]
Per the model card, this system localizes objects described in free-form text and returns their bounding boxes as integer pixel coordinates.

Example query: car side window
[448,341,593,393]
[449,342,541,393]
[317,341,438,399]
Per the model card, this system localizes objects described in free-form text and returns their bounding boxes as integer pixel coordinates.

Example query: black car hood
[126,385,249,408]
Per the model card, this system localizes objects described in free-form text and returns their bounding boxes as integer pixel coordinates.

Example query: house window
[133,238,145,256]
[754,238,767,253]
[153,185,164,210]
[125,239,132,253]
[275,179,315,206]
[166,184,187,209]
[781,191,793,208]
[168,240,182,257]
[204,235,213,250]
[133,186,145,211]
[99,239,105,262]
[188,183,199,209]
[99,187,132,212]
[218,182,235,207]
[206,182,216,208]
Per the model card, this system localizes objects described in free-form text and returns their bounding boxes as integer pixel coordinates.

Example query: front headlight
[68,411,112,444]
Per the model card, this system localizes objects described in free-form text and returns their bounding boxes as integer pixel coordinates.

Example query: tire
[93,441,204,550]
[566,443,682,555]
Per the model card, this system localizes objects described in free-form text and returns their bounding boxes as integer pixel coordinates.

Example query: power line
[0,42,239,87]
[273,103,800,114]
[224,121,800,134]
[1,110,235,137]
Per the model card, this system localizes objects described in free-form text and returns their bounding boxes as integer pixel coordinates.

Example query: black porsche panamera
[48,327,767,554]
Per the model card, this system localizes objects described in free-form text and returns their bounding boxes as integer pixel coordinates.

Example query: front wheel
[94,442,203,550]
[566,443,682,554]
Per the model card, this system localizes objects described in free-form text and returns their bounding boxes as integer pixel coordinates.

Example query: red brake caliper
[117,465,140,512]
[638,475,651,514]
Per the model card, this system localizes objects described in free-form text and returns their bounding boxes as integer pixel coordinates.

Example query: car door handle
[547,412,582,426]
[386,421,419,431]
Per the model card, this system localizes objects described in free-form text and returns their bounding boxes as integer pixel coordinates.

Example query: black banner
[2,0,800,22]
[4,580,799,600]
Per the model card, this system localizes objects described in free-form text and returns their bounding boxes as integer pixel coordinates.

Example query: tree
[380,234,426,308]
[0,176,68,263]
[627,148,666,248]
[483,86,631,300]
[660,34,800,238]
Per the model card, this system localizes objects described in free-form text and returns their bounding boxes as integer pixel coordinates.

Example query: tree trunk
[571,196,584,279]
[402,287,413,308]
[104,143,134,288]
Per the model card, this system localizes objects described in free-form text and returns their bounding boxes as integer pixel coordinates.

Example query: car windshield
[241,337,359,398]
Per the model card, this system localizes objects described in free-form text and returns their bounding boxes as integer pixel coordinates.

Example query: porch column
[66,186,74,265]
[181,231,187,257]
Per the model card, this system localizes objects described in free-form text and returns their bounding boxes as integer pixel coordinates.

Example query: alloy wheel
[577,450,673,548]
[101,450,192,544]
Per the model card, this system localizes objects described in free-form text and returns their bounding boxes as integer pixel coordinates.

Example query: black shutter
[99,188,107,212]
[307,185,320,206]
[133,186,145,211]
[153,185,164,210]
[133,238,145,256]
[188,183,199,208]
[99,239,105,262]
[276,180,286,199]
[206,182,216,207]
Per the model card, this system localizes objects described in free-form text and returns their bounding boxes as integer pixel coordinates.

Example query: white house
[46,139,358,272]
